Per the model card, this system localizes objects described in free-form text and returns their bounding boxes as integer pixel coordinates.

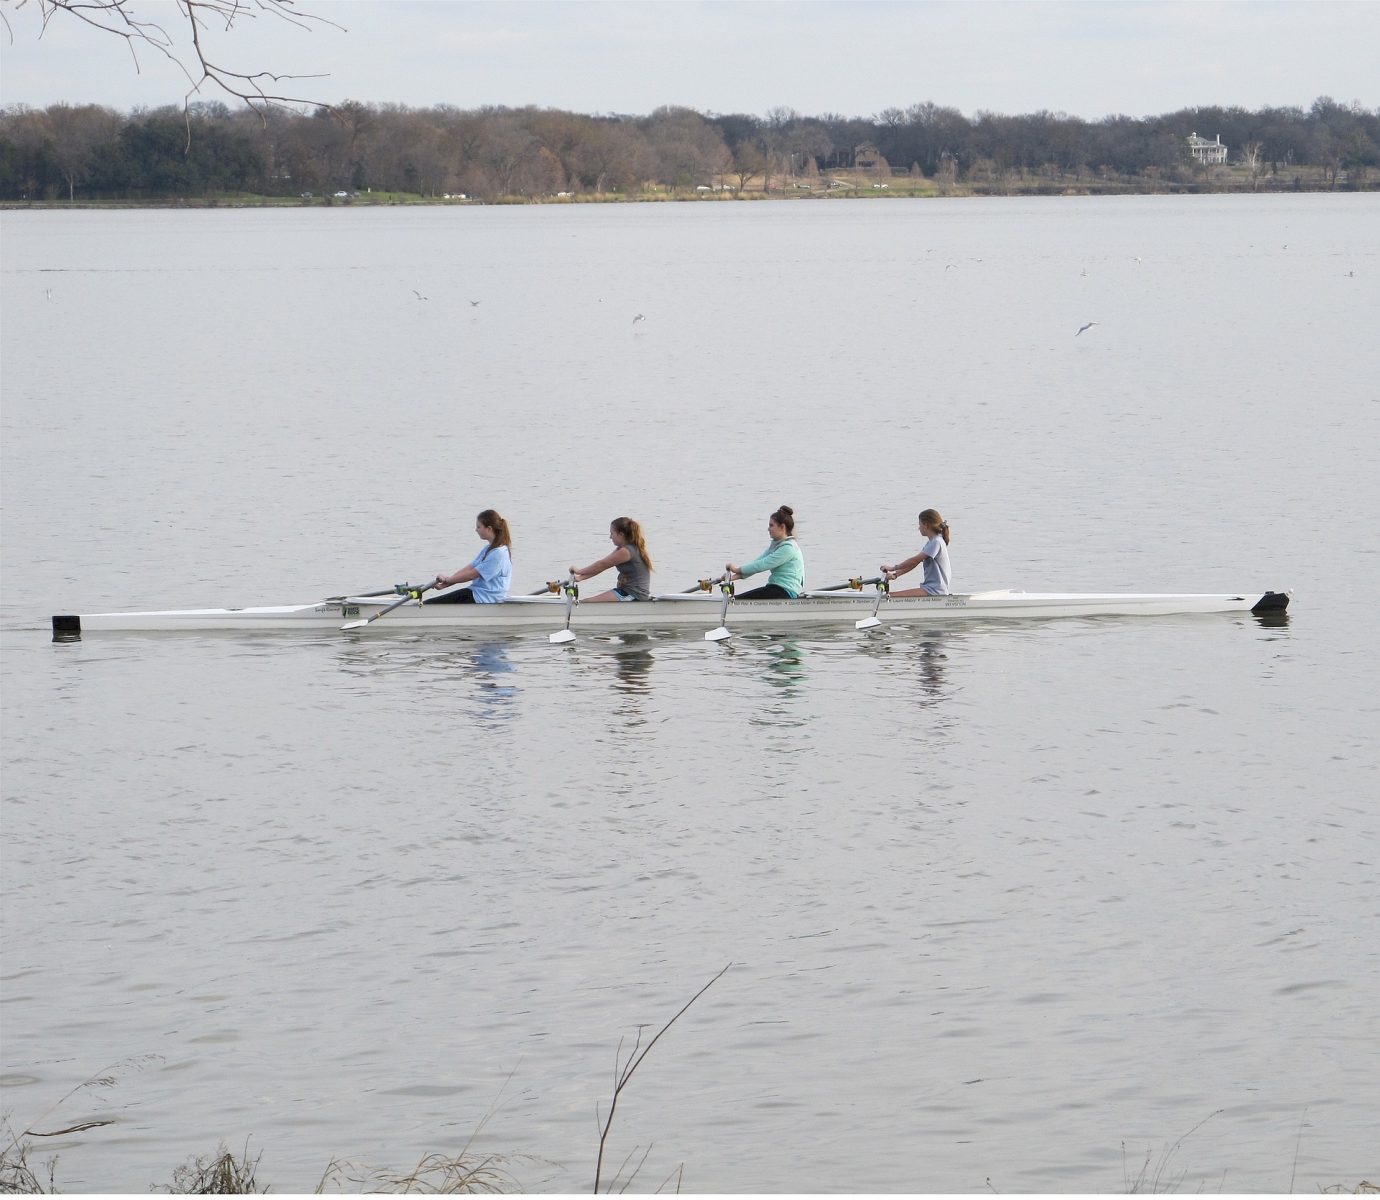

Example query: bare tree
[41,102,121,199]
[477,109,542,197]
[760,105,799,192]
[8,0,341,117]
[1239,139,1266,190]
[729,139,766,192]
[643,106,730,192]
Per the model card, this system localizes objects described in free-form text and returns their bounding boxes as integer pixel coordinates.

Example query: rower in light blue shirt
[426,509,513,604]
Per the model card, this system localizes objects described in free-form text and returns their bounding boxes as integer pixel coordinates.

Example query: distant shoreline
[1,173,1368,212]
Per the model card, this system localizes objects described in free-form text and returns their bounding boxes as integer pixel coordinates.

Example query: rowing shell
[52,588,1290,637]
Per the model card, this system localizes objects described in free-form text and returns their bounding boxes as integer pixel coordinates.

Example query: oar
[801,578,881,599]
[549,579,579,644]
[681,579,715,594]
[341,582,434,630]
[855,576,891,630]
[326,585,406,601]
[705,575,734,642]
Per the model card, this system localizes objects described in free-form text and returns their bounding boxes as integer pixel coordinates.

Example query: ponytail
[919,508,951,545]
[477,509,512,557]
[611,516,654,571]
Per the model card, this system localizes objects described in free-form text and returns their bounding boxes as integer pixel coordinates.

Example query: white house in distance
[1188,132,1228,165]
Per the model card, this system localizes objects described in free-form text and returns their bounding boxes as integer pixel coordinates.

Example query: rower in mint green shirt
[726,505,805,599]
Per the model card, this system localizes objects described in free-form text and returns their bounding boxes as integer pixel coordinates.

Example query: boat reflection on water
[857,628,952,710]
[1253,608,1291,632]
[333,637,519,719]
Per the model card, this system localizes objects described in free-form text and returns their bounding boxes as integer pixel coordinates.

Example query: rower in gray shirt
[569,517,655,601]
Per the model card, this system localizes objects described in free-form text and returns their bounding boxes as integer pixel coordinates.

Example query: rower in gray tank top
[569,517,656,602]
[616,543,652,600]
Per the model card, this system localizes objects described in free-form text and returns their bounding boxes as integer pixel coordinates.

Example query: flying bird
[468,299,482,307]
[412,290,427,301]
[1076,322,1099,337]
[632,313,645,324]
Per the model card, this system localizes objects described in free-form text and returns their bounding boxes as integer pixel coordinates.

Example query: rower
[725,505,805,599]
[880,508,952,596]
[569,517,654,602]
[426,509,513,604]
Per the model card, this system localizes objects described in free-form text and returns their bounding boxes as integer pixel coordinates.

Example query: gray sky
[2,0,1377,119]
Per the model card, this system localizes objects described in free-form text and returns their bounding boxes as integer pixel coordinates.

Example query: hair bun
[779,505,793,517]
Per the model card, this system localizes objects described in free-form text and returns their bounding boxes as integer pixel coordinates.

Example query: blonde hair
[919,508,951,545]
[611,516,653,571]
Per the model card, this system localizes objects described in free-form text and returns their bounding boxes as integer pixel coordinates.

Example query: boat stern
[1251,590,1291,614]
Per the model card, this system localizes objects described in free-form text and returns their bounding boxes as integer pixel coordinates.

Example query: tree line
[2,96,1376,202]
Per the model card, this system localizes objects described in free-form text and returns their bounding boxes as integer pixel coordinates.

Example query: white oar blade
[705,626,732,642]
[855,616,882,630]
[549,629,576,644]
[341,618,372,631]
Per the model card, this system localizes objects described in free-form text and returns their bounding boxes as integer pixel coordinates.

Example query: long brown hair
[611,516,653,571]
[771,505,795,536]
[477,509,512,557]
[919,508,951,545]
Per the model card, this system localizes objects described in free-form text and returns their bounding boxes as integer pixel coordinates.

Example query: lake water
[2,196,1377,1193]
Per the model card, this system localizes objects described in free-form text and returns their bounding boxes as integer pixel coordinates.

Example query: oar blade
[855,615,882,630]
[549,629,576,644]
[340,617,372,631]
[705,626,732,642]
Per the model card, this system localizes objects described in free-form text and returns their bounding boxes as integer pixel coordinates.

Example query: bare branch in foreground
[25,0,343,121]
[593,963,732,1194]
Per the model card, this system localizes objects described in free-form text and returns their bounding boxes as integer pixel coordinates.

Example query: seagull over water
[1076,321,1099,337]
[469,299,482,307]
[412,290,427,301]
[632,313,646,324]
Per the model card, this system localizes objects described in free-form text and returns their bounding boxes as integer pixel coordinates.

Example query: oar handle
[819,576,881,592]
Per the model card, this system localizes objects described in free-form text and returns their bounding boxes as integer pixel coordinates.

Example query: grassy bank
[2,1130,1376,1194]
[1,163,1369,211]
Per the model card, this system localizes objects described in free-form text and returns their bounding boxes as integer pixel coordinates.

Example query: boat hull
[53,590,1290,636]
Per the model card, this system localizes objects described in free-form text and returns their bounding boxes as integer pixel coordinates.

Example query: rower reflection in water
[858,631,954,718]
[764,636,807,693]
[469,641,517,721]
[725,505,805,599]
[610,636,655,694]
[881,508,952,596]
[746,636,810,732]
[568,517,653,601]
[426,509,513,604]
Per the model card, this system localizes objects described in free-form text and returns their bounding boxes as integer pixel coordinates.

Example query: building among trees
[1187,132,1228,165]
[853,142,891,175]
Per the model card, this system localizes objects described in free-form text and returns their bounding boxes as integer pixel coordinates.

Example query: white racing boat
[52,585,1290,640]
